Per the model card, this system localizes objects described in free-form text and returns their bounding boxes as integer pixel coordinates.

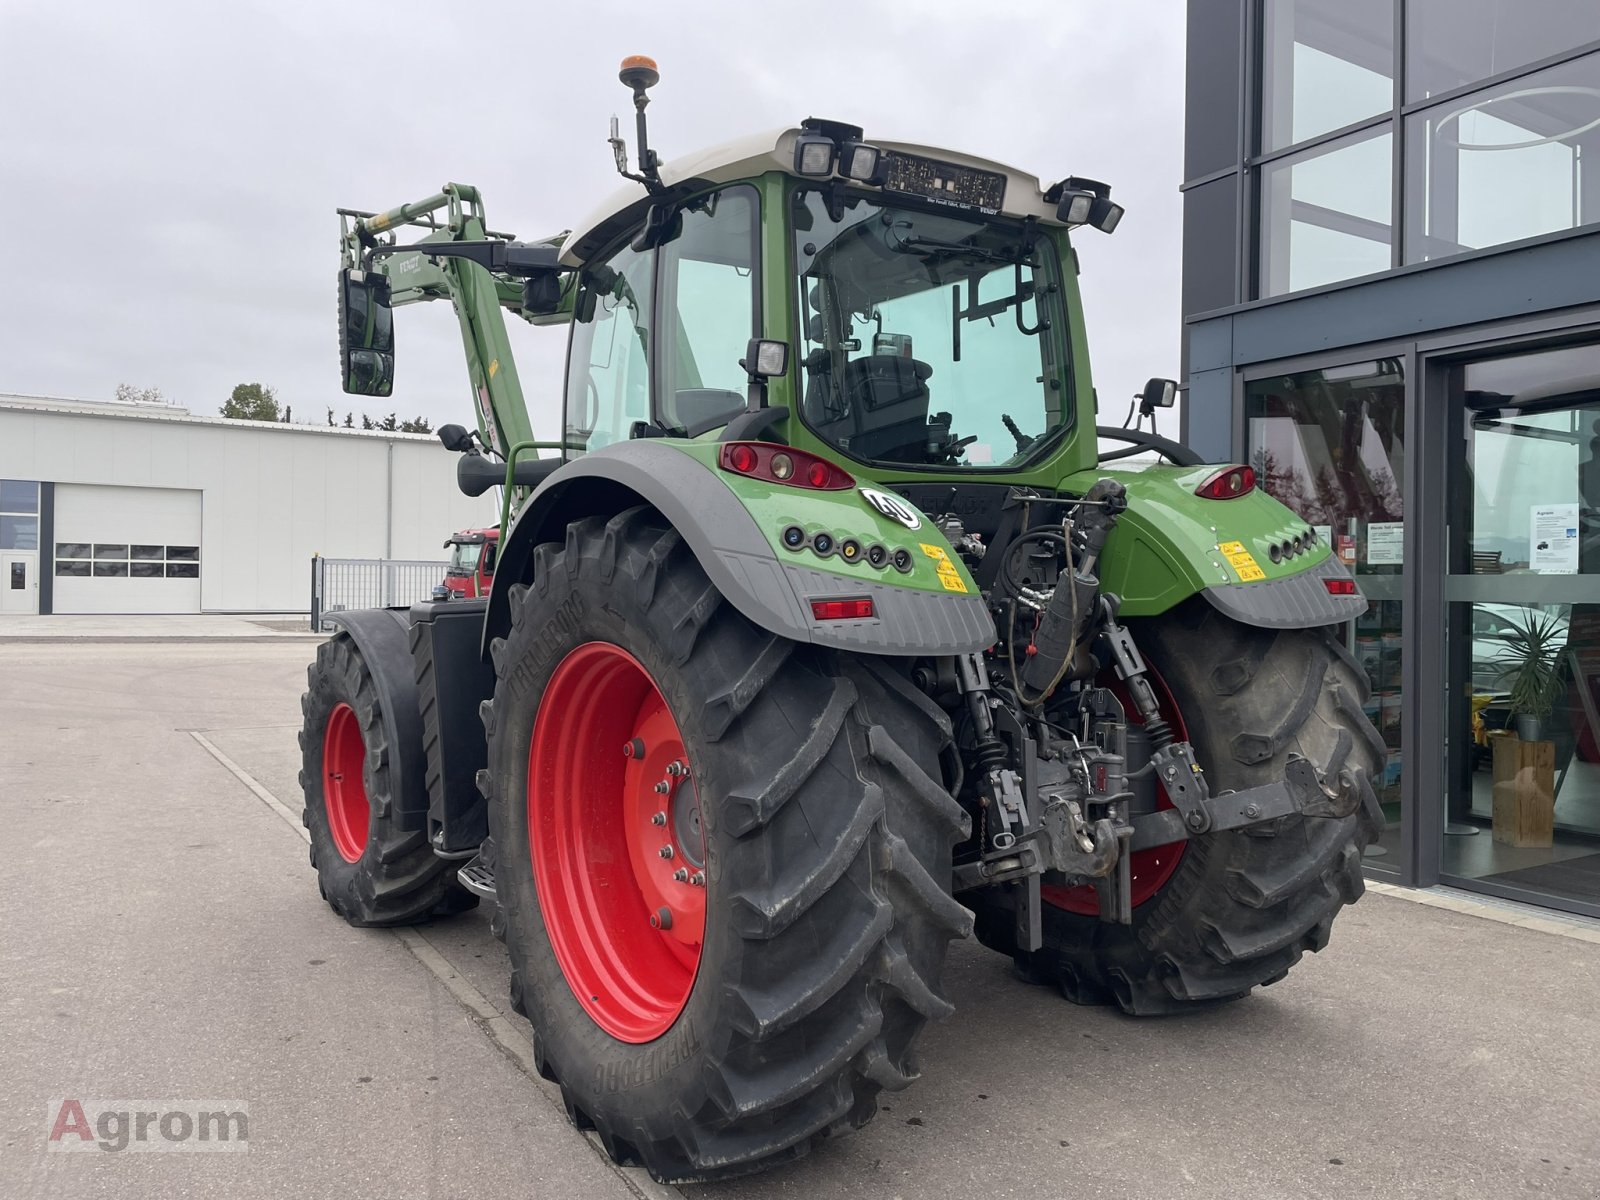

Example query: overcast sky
[0,0,1186,437]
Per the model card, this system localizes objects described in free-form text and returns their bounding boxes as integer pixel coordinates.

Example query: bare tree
[115,383,165,405]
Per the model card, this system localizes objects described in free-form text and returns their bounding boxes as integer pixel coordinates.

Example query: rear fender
[485,440,996,658]
[1062,463,1366,629]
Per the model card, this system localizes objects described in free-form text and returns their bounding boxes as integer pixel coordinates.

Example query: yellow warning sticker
[1217,540,1266,583]
[919,543,970,593]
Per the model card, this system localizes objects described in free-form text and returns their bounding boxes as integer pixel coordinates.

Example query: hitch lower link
[1127,752,1363,852]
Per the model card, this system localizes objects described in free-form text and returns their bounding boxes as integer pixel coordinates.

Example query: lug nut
[689,871,706,888]
[666,760,687,778]
[673,867,689,882]
[651,811,667,826]
[650,907,673,930]
[658,844,675,859]
[653,780,671,794]
[623,738,645,759]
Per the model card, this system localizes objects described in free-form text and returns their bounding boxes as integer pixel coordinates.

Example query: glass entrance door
[1445,341,1600,914]
[1246,358,1406,863]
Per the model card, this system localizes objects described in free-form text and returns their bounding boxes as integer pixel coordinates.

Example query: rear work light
[1325,578,1358,596]
[810,597,875,621]
[718,442,854,490]
[1194,465,1256,500]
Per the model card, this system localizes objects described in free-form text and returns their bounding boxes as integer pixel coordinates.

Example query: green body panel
[666,441,979,597]
[1061,462,1331,616]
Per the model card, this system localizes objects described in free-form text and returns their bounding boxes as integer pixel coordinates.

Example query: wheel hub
[529,642,705,1043]
[323,701,370,864]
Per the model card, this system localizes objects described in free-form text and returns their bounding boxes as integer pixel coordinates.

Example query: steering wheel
[1001,413,1033,453]
[929,434,979,464]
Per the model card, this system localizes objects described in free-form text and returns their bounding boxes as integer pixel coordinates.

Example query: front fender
[1062,463,1366,628]
[485,440,996,658]
[320,607,430,830]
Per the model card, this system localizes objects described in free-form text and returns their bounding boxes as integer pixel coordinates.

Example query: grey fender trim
[1201,555,1368,629]
[485,441,996,658]
[321,607,430,830]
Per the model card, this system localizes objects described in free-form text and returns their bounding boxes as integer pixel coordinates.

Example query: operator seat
[807,355,935,465]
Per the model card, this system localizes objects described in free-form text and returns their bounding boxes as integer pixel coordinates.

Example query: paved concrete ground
[4,640,1599,1199]
[0,613,319,642]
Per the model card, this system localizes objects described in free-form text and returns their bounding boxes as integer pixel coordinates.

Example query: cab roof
[558,124,1064,268]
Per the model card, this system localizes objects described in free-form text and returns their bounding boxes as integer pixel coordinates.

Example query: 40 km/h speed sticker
[1217,540,1265,583]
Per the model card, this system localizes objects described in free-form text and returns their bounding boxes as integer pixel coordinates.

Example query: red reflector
[1325,578,1358,595]
[727,443,758,473]
[1195,465,1257,500]
[806,460,830,488]
[810,597,875,621]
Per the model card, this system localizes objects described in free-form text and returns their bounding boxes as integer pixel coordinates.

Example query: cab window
[564,241,655,452]
[657,186,759,433]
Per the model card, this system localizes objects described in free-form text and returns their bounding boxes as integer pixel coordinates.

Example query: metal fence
[310,555,447,632]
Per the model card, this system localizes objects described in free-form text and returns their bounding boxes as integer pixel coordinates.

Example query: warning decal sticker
[918,543,970,593]
[1217,540,1266,583]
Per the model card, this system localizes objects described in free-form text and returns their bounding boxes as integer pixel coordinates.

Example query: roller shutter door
[53,484,203,614]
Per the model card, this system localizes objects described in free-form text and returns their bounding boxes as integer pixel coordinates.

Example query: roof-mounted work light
[794,133,836,176]
[1048,175,1125,234]
[839,141,883,184]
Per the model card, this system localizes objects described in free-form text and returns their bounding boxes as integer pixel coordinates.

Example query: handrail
[498,439,589,532]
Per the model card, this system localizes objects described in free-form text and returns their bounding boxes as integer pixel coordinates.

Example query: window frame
[1247,1,1600,300]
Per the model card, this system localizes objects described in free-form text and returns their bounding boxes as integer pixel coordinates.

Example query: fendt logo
[859,487,922,530]
[47,1099,250,1153]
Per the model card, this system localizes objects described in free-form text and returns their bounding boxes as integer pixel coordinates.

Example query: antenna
[608,115,630,179]
[612,55,664,193]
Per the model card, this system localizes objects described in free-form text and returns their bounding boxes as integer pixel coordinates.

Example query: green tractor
[302,56,1382,1183]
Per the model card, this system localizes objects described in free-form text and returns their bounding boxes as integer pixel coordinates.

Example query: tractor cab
[439,527,498,600]
[553,105,1123,489]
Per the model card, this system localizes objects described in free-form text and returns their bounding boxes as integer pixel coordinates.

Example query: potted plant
[1494,608,1567,742]
[1489,608,1566,847]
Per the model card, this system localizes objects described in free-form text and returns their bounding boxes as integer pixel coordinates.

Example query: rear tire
[974,599,1383,1014]
[481,507,972,1183]
[299,633,477,926]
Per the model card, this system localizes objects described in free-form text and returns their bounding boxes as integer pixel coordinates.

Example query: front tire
[481,507,972,1183]
[299,633,477,926]
[975,599,1384,1014]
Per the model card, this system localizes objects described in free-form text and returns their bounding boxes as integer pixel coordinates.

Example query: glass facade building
[1182,0,1600,916]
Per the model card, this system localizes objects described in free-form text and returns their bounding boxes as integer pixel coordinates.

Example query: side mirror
[338,268,394,397]
[437,423,475,453]
[1140,377,1178,410]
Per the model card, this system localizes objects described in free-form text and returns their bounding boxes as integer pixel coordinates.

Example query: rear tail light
[1194,465,1256,500]
[718,442,854,490]
[810,597,875,621]
[1325,578,1358,596]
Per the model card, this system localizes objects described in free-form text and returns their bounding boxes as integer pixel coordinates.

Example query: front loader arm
[337,183,561,475]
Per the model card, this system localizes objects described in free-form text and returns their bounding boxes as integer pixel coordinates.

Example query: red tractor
[438,527,498,600]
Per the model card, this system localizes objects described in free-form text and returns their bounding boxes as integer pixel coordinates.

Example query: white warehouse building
[0,393,495,615]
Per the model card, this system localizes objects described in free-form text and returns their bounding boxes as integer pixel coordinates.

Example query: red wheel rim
[529,642,705,1044]
[1043,663,1189,916]
[323,702,370,864]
